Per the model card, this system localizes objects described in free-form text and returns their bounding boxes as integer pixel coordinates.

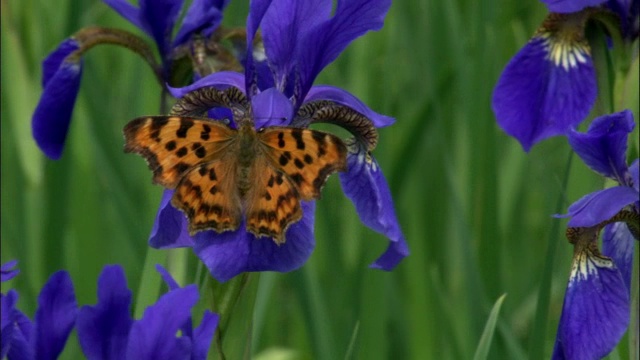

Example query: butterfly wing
[244,156,303,244]
[172,159,243,234]
[124,116,235,188]
[258,127,348,200]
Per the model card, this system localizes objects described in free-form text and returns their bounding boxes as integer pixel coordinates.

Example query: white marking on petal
[542,35,590,71]
[253,43,266,62]
[569,250,615,285]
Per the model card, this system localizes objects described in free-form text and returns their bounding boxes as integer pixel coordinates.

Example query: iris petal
[339,152,408,270]
[562,186,638,227]
[76,265,133,360]
[193,201,316,282]
[567,110,635,183]
[1,260,19,282]
[251,88,294,127]
[34,271,77,360]
[125,285,198,359]
[552,251,629,359]
[492,36,597,151]
[192,311,219,360]
[149,190,195,249]
[541,0,607,13]
[304,86,395,128]
[173,0,229,47]
[102,0,146,32]
[168,71,246,98]
[602,222,635,293]
[32,51,83,160]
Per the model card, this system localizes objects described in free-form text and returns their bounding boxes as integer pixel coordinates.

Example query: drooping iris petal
[602,222,636,293]
[42,38,80,86]
[149,190,195,249]
[304,86,395,128]
[567,110,635,184]
[32,41,83,160]
[541,0,606,13]
[125,285,198,359]
[251,88,294,127]
[339,152,408,270]
[1,260,19,282]
[1,290,19,358]
[296,0,391,102]
[561,186,638,227]
[34,271,77,360]
[76,265,133,360]
[194,201,316,282]
[173,0,229,47]
[492,35,596,151]
[552,251,629,359]
[630,159,639,192]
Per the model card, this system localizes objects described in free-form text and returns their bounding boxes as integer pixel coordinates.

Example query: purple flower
[606,0,640,40]
[1,260,20,282]
[150,0,408,282]
[76,264,218,360]
[492,11,597,151]
[541,0,606,13]
[32,0,229,160]
[1,262,78,360]
[552,110,638,359]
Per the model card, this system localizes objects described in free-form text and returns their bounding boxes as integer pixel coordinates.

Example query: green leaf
[473,294,507,360]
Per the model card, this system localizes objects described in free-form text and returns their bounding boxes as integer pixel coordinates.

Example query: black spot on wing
[291,129,305,150]
[176,118,194,138]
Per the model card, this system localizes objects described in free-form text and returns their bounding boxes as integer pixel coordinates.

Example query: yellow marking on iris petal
[536,11,591,71]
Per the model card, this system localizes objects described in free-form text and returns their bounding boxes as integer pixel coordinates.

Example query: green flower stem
[70,26,163,86]
[207,272,260,360]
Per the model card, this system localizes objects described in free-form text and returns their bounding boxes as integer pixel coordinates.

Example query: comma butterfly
[123,88,347,244]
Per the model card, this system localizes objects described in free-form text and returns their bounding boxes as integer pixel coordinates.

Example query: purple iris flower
[492,10,598,151]
[1,261,78,360]
[552,110,639,359]
[150,0,408,282]
[76,264,218,360]
[541,0,606,13]
[32,0,229,160]
[606,0,640,40]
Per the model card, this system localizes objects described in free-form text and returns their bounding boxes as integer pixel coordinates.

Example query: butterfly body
[124,115,348,244]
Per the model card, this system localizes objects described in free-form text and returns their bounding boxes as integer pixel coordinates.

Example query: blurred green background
[2,0,638,359]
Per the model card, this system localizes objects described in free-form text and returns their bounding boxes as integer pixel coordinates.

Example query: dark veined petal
[630,159,639,193]
[2,291,33,360]
[76,265,133,360]
[541,0,606,13]
[261,0,332,93]
[33,43,83,160]
[492,36,596,151]
[1,260,19,282]
[602,222,635,293]
[552,251,629,359]
[34,271,77,360]
[168,71,246,98]
[250,88,294,128]
[191,311,219,360]
[561,186,638,227]
[139,0,184,58]
[339,151,409,270]
[296,0,391,104]
[173,0,229,47]
[125,285,198,359]
[149,190,195,249]
[193,201,316,282]
[304,86,395,128]
[567,110,635,184]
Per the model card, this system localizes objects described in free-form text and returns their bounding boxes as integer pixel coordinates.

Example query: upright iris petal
[492,12,597,151]
[149,0,407,282]
[76,264,218,360]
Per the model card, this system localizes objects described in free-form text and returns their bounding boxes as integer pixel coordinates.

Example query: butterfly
[123,113,348,244]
